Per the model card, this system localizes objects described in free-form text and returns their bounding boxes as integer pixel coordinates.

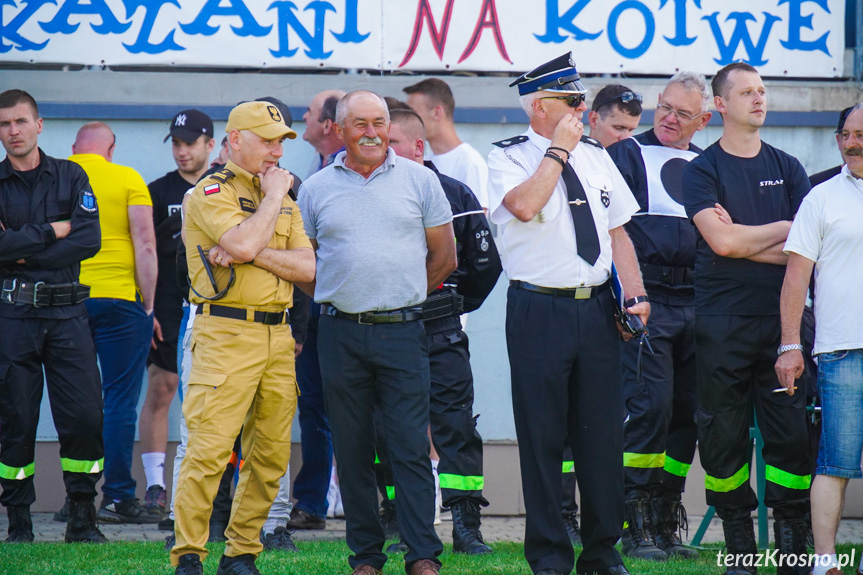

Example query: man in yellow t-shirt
[69,122,161,524]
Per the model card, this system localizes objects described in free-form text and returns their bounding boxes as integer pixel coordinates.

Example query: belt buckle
[31,281,47,307]
[1,278,17,304]
[358,312,375,325]
[573,287,592,300]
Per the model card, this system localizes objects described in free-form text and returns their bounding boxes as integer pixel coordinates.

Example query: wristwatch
[777,343,803,356]
[624,295,649,308]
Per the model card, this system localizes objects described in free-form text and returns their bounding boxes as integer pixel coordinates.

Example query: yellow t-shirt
[71,154,152,301]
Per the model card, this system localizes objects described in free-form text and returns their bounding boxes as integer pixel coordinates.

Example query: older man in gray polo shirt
[298,90,456,575]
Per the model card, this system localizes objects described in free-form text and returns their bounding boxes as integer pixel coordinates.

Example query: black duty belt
[320,303,423,325]
[1,279,90,307]
[640,263,694,286]
[197,303,289,325]
[510,279,610,299]
[422,289,464,321]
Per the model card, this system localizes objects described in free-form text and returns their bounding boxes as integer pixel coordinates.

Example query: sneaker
[563,511,582,545]
[144,485,168,518]
[386,537,408,553]
[285,507,325,530]
[53,497,69,522]
[216,553,261,575]
[379,500,399,539]
[159,516,175,531]
[97,497,162,524]
[326,473,344,519]
[165,533,175,551]
[176,553,203,575]
[261,526,298,552]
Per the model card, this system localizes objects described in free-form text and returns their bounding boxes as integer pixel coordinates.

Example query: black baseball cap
[835,106,854,133]
[164,109,214,143]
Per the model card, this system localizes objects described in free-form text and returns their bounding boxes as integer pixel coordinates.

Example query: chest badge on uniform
[476,229,490,252]
[601,190,610,208]
[81,190,97,213]
[204,184,220,196]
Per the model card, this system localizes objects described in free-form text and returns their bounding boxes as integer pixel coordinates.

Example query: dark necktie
[561,162,600,265]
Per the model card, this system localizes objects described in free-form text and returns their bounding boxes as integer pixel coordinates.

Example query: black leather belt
[640,263,694,286]
[510,279,610,299]
[422,289,464,321]
[1,279,90,307]
[320,303,423,325]
[197,303,289,325]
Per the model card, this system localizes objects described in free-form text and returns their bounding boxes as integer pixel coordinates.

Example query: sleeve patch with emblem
[239,198,256,213]
[204,183,221,195]
[81,189,97,213]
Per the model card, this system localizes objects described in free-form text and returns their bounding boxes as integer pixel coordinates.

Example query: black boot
[774,518,810,575]
[652,495,699,559]
[65,498,109,543]
[451,499,492,555]
[562,511,582,545]
[721,516,757,574]
[5,505,34,543]
[621,495,667,561]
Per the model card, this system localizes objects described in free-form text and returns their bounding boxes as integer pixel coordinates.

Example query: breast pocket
[47,200,71,221]
[3,204,30,229]
[272,215,293,249]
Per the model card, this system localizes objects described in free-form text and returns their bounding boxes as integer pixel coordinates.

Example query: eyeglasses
[837,130,863,142]
[539,93,586,109]
[592,90,643,112]
[656,103,705,125]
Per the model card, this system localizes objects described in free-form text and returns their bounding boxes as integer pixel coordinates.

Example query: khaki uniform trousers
[170,313,297,564]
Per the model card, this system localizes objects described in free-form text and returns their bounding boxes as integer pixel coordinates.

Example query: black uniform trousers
[506,286,624,575]
[0,315,104,507]
[622,299,697,495]
[695,315,811,520]
[318,316,442,571]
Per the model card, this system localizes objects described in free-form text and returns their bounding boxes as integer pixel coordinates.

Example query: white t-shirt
[487,127,639,288]
[428,142,489,210]
[784,165,863,354]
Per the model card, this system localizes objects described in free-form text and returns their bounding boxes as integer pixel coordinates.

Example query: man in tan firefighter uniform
[170,101,315,575]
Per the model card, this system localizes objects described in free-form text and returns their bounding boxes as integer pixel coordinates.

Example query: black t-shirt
[683,140,810,316]
[608,129,702,303]
[15,167,40,190]
[148,169,192,316]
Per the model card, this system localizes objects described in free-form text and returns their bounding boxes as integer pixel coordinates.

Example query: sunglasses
[539,93,586,109]
[592,90,643,112]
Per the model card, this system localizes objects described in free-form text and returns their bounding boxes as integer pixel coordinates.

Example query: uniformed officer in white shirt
[487,52,648,575]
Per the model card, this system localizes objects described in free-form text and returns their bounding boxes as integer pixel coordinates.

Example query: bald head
[73,122,115,160]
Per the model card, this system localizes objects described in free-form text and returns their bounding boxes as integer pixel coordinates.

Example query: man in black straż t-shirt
[139,110,215,517]
[683,63,811,575]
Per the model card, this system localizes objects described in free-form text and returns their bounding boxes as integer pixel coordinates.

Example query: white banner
[0,0,846,77]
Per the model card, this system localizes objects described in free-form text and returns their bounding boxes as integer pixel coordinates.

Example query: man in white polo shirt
[775,102,863,575]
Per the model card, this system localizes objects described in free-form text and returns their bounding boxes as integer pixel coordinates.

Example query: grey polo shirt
[299,148,453,313]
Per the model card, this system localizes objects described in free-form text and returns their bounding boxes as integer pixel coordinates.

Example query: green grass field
[0,542,861,575]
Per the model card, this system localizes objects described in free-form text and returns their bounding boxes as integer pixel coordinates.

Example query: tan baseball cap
[225,101,297,140]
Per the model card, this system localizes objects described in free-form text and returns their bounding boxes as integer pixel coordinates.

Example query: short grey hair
[519,92,542,117]
[335,90,390,126]
[665,72,711,112]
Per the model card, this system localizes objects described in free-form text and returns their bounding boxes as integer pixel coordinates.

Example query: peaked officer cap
[509,52,586,96]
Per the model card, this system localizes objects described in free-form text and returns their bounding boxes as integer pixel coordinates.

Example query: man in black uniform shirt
[606,71,711,562]
[0,89,106,543]
[683,63,812,575]
[140,109,215,517]
[381,103,502,555]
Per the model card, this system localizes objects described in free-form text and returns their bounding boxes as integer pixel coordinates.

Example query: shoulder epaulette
[580,135,603,149]
[492,135,528,148]
[207,168,235,183]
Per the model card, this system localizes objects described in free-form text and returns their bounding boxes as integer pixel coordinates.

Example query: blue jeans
[292,301,333,518]
[176,304,190,401]
[85,298,152,501]
[816,348,863,479]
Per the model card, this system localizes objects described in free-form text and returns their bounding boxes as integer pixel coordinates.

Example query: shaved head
[73,122,115,160]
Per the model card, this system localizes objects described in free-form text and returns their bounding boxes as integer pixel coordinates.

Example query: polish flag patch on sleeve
[204,183,220,195]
